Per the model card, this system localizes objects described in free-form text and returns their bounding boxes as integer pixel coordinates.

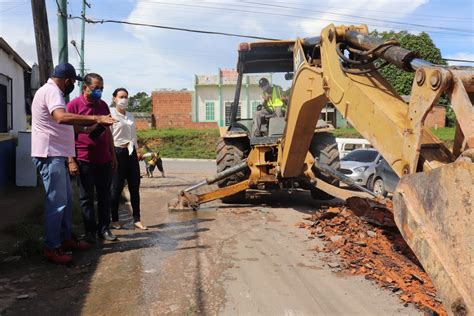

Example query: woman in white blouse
[109,88,147,230]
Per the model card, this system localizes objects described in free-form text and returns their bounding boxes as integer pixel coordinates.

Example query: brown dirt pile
[298,197,446,315]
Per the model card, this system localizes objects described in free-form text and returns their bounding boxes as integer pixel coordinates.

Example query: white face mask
[116,98,129,109]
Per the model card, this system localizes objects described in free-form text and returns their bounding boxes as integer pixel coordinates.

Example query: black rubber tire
[216,137,250,203]
[366,174,374,191]
[308,132,340,200]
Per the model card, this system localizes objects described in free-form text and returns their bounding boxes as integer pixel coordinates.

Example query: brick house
[401,96,446,128]
[152,90,217,129]
[132,112,152,130]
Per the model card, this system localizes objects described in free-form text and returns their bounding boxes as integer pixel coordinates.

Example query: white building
[0,38,30,135]
[193,68,272,127]
[0,37,31,187]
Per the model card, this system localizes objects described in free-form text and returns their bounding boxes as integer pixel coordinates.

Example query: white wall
[0,49,27,137]
[196,84,264,125]
[196,85,219,122]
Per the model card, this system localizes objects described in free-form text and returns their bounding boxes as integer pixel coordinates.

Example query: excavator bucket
[393,161,473,315]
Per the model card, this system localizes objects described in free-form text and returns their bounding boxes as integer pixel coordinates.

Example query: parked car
[339,148,381,188]
[372,158,400,197]
[336,138,373,158]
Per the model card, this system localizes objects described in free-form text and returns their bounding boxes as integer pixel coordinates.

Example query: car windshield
[342,150,378,163]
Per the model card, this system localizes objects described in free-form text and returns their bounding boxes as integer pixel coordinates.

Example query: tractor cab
[226,39,327,142]
[226,40,295,140]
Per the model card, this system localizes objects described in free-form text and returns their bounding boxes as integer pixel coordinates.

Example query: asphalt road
[1,160,420,315]
[92,159,418,315]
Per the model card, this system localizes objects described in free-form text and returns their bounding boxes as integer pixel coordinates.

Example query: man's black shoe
[99,229,118,241]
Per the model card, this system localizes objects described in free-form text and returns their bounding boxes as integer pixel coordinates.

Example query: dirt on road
[298,198,446,315]
[0,160,425,315]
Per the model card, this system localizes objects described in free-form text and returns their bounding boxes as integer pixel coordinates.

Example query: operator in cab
[251,77,287,137]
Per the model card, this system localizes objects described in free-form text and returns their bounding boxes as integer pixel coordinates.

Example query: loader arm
[279,24,473,315]
[280,24,459,178]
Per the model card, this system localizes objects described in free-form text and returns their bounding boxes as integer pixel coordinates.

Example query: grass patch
[431,127,454,141]
[331,127,455,142]
[331,128,362,138]
[137,128,220,159]
[136,127,456,160]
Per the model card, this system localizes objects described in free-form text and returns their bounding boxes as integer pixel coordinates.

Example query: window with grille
[224,101,241,125]
[205,101,215,121]
[250,100,260,116]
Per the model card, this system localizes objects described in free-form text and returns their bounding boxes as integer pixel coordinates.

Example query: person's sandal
[111,222,121,230]
[134,222,148,230]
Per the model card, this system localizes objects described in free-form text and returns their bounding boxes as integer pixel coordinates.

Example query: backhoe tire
[308,132,340,200]
[216,137,250,203]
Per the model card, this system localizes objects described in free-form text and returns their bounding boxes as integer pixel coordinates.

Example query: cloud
[3,0,472,101]
[299,0,429,36]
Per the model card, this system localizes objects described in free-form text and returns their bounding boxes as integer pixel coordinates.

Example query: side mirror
[285,72,294,80]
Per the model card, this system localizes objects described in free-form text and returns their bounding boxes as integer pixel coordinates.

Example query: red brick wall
[135,118,151,130]
[425,106,445,129]
[152,91,217,129]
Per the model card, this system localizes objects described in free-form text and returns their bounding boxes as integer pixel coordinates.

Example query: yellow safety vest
[266,86,284,108]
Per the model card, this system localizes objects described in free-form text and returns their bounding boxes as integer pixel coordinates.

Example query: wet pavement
[0,160,420,315]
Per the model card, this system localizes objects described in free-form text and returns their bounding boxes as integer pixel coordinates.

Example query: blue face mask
[90,88,102,100]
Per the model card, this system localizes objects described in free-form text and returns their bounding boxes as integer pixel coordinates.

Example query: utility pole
[79,0,91,90]
[31,0,53,85]
[57,0,68,64]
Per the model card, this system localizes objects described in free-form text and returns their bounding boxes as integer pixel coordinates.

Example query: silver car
[339,148,381,188]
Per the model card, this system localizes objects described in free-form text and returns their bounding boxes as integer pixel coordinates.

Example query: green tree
[129,92,152,112]
[370,30,447,96]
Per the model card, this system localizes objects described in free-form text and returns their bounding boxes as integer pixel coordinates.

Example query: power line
[444,58,474,63]
[79,4,473,39]
[68,15,474,66]
[238,0,473,33]
[233,0,473,21]
[67,16,281,41]
[54,2,474,65]
[135,0,473,35]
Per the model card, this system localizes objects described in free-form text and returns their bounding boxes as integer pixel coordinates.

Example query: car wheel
[373,178,387,197]
[366,174,374,190]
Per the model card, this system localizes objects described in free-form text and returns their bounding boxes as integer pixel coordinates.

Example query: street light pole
[80,0,91,90]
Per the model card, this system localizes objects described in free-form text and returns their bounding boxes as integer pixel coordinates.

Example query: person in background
[31,63,116,264]
[109,88,148,230]
[67,73,118,243]
[142,151,165,178]
[251,77,287,137]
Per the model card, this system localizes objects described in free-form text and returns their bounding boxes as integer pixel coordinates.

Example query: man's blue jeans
[32,157,72,250]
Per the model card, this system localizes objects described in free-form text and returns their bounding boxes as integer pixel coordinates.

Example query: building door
[0,84,7,133]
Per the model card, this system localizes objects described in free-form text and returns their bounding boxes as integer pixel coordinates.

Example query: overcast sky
[1,0,473,102]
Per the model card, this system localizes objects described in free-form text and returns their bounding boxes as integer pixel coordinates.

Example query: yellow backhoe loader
[170,24,473,315]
